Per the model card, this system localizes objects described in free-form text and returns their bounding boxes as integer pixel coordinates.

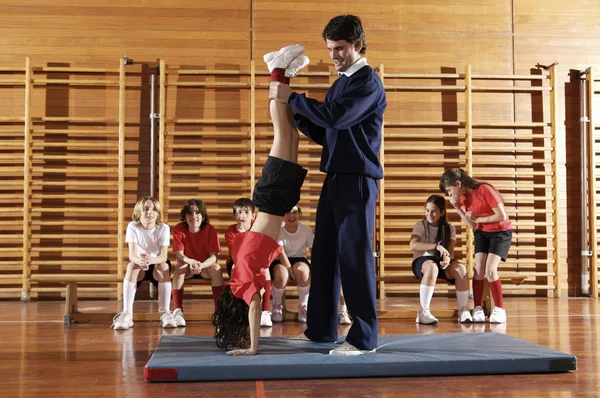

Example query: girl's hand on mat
[226,348,257,356]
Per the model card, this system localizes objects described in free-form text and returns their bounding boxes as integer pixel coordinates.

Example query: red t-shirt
[228,231,282,305]
[172,222,220,261]
[224,221,255,259]
[462,184,512,232]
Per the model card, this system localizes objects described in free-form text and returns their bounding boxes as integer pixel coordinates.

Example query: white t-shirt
[411,221,456,260]
[277,223,314,258]
[125,221,170,258]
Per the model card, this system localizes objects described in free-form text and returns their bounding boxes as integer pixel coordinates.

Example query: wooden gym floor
[1,297,598,397]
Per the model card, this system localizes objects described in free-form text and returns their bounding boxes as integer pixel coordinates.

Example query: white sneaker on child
[472,306,486,323]
[297,304,308,323]
[458,307,474,323]
[160,311,177,328]
[285,55,310,78]
[271,304,284,323]
[329,341,376,356]
[263,44,305,72]
[338,310,352,325]
[416,308,438,325]
[489,307,507,324]
[172,308,186,327]
[112,311,133,330]
[260,311,273,327]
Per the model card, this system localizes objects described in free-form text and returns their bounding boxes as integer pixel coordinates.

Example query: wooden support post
[250,60,256,193]
[464,64,474,287]
[21,57,32,302]
[549,64,562,297]
[587,68,598,298]
[117,57,126,300]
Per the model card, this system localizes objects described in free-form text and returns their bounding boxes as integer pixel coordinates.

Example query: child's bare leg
[251,99,300,241]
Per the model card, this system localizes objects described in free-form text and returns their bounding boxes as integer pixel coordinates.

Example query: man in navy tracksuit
[270,14,386,355]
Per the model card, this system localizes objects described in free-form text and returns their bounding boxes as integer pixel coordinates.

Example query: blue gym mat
[144,333,576,381]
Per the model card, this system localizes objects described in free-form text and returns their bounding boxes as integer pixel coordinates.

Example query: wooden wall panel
[0,0,597,298]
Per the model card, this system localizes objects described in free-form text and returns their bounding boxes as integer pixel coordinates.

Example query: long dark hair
[423,195,451,255]
[439,168,504,203]
[212,286,250,349]
[180,199,209,230]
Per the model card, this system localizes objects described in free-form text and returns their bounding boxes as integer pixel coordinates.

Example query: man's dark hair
[322,14,367,54]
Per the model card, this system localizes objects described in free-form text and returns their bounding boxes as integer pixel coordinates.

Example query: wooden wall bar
[1,0,599,299]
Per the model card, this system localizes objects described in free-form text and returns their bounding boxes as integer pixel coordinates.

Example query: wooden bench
[28,274,218,325]
[29,270,543,324]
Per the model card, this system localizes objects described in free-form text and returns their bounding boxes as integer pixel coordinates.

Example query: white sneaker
[472,306,486,323]
[285,55,310,78]
[329,341,376,356]
[263,44,305,72]
[338,310,352,325]
[416,308,438,325]
[489,307,507,324]
[111,311,133,330]
[260,311,272,327]
[458,307,474,323]
[160,311,177,328]
[297,304,308,323]
[172,308,186,327]
[271,303,284,323]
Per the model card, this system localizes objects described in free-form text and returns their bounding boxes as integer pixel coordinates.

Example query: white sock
[123,279,137,315]
[298,285,310,307]
[419,284,435,310]
[456,290,469,309]
[272,286,285,305]
[158,282,172,313]
[339,304,347,313]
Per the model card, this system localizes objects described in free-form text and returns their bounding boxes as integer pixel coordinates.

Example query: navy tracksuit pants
[304,173,379,350]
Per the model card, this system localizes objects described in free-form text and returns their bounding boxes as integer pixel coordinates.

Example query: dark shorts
[474,230,512,261]
[252,156,308,216]
[268,256,310,279]
[412,256,456,285]
[136,259,171,288]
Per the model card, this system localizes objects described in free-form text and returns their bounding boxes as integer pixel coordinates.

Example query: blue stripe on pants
[305,173,379,350]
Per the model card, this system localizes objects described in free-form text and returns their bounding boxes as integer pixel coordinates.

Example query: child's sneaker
[458,307,474,323]
[172,308,186,327]
[416,308,438,325]
[263,44,305,72]
[111,311,133,330]
[338,310,352,325]
[472,306,486,323]
[271,303,284,323]
[285,55,310,78]
[329,341,376,356]
[260,311,273,327]
[160,311,177,328]
[297,304,308,323]
[489,307,507,324]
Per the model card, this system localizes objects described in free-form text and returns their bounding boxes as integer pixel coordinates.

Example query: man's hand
[269,81,293,103]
